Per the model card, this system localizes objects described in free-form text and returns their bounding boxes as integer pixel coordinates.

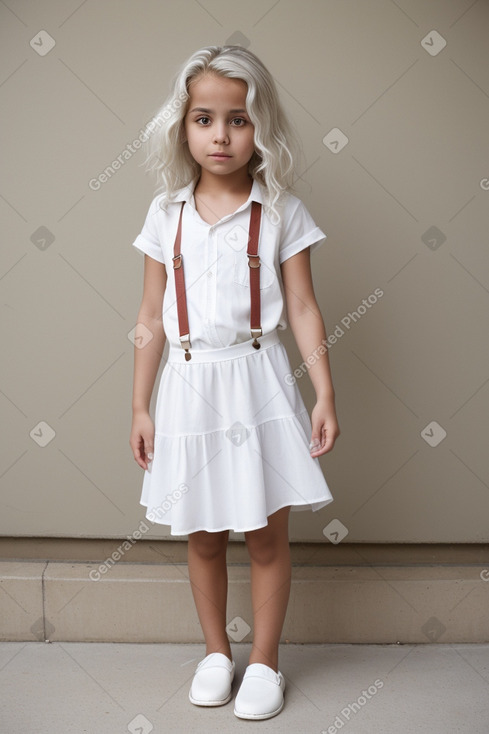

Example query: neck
[195,168,253,196]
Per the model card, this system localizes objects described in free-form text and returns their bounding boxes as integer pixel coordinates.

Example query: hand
[129,410,155,470]
[309,396,340,457]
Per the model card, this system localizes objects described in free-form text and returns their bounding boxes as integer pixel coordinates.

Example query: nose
[213,122,229,145]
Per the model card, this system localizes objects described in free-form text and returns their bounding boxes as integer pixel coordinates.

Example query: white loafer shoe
[234,663,285,720]
[189,652,235,706]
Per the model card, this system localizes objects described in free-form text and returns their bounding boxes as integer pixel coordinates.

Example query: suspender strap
[172,200,263,361]
[248,200,262,349]
[172,202,191,361]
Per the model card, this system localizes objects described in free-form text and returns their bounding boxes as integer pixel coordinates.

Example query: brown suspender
[172,200,263,361]
[171,202,191,359]
[248,200,262,348]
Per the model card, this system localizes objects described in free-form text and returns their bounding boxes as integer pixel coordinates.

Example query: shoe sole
[234,697,284,720]
[189,690,233,707]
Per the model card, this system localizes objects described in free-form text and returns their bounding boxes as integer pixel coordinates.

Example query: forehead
[187,73,248,106]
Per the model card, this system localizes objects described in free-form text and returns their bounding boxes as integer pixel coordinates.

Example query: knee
[245,531,284,565]
[188,530,228,560]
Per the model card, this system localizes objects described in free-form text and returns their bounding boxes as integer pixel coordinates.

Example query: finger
[320,426,337,454]
[133,447,145,470]
[309,435,321,454]
[309,426,331,456]
[134,439,152,470]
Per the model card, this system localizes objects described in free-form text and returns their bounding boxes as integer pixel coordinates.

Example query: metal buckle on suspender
[249,250,261,348]
[251,328,262,349]
[180,334,191,361]
[172,254,182,269]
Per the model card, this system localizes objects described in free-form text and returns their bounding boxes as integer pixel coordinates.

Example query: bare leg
[244,506,292,673]
[187,529,233,662]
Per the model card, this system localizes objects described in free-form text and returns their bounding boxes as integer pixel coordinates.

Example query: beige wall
[1,0,488,542]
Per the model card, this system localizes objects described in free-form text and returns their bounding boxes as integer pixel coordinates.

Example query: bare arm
[280,247,340,454]
[281,247,335,400]
[130,255,167,468]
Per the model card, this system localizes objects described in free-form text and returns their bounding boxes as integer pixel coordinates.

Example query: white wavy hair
[140,45,304,224]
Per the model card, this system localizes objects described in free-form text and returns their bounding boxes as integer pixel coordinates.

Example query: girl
[129,45,340,721]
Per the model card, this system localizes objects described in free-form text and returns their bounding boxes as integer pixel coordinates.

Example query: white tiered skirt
[139,329,334,535]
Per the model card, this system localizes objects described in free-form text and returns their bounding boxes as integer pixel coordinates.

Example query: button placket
[203,227,212,334]
[208,227,220,345]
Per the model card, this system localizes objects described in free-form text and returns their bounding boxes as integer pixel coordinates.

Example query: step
[1,558,488,643]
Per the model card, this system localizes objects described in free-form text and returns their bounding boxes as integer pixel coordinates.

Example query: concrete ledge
[1,538,489,565]
[0,562,45,640]
[1,560,488,643]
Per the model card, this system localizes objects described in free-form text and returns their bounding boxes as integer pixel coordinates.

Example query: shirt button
[208,271,213,278]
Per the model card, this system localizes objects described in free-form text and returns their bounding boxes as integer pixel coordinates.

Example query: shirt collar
[174,175,264,210]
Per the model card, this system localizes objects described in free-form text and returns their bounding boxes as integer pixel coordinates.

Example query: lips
[210,153,231,158]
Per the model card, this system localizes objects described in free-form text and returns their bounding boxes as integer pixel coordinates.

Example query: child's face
[183,72,255,181]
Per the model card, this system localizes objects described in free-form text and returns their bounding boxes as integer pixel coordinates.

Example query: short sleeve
[132,196,165,264]
[279,198,327,265]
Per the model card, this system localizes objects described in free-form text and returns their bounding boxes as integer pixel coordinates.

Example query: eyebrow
[189,107,248,114]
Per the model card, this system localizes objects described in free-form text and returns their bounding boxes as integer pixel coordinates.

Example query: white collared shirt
[132,176,326,350]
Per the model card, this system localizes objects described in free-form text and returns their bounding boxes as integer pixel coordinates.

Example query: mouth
[209,153,231,158]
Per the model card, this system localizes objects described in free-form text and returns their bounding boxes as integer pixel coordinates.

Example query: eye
[231,118,247,126]
[196,116,211,125]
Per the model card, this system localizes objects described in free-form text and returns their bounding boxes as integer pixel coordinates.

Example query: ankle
[248,651,278,672]
[205,644,233,662]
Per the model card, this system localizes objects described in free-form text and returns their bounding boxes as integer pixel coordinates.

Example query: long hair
[139,45,304,224]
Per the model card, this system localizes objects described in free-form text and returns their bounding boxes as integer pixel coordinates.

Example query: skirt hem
[139,495,334,536]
